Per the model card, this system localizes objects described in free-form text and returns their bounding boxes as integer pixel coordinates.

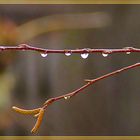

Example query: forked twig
[12,62,140,133]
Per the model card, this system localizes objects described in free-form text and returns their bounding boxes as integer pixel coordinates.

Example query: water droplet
[64,96,70,100]
[126,52,131,55]
[81,53,89,59]
[102,53,108,57]
[65,52,72,56]
[41,53,48,57]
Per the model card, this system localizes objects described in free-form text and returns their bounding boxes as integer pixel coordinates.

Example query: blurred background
[0,4,140,136]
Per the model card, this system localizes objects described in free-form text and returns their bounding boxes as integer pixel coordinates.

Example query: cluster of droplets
[40,48,132,59]
[40,49,109,59]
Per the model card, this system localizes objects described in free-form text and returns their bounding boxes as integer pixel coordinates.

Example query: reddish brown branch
[43,62,140,108]
[12,62,140,133]
[0,44,140,54]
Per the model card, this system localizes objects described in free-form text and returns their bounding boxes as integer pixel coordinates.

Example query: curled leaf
[12,106,41,115]
[31,108,45,133]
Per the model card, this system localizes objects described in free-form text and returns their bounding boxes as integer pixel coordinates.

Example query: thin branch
[0,44,140,54]
[43,62,140,107]
[12,62,140,133]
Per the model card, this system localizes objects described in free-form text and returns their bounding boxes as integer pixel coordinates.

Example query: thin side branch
[43,62,140,107]
[0,44,140,54]
[12,62,140,133]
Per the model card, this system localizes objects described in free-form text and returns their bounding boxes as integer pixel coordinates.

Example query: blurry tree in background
[0,5,140,135]
[0,18,17,135]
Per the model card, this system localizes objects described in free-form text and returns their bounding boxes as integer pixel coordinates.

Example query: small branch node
[43,98,55,106]
[85,79,93,83]
[33,113,40,118]
[18,44,30,48]
[0,46,5,51]
[103,49,112,54]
